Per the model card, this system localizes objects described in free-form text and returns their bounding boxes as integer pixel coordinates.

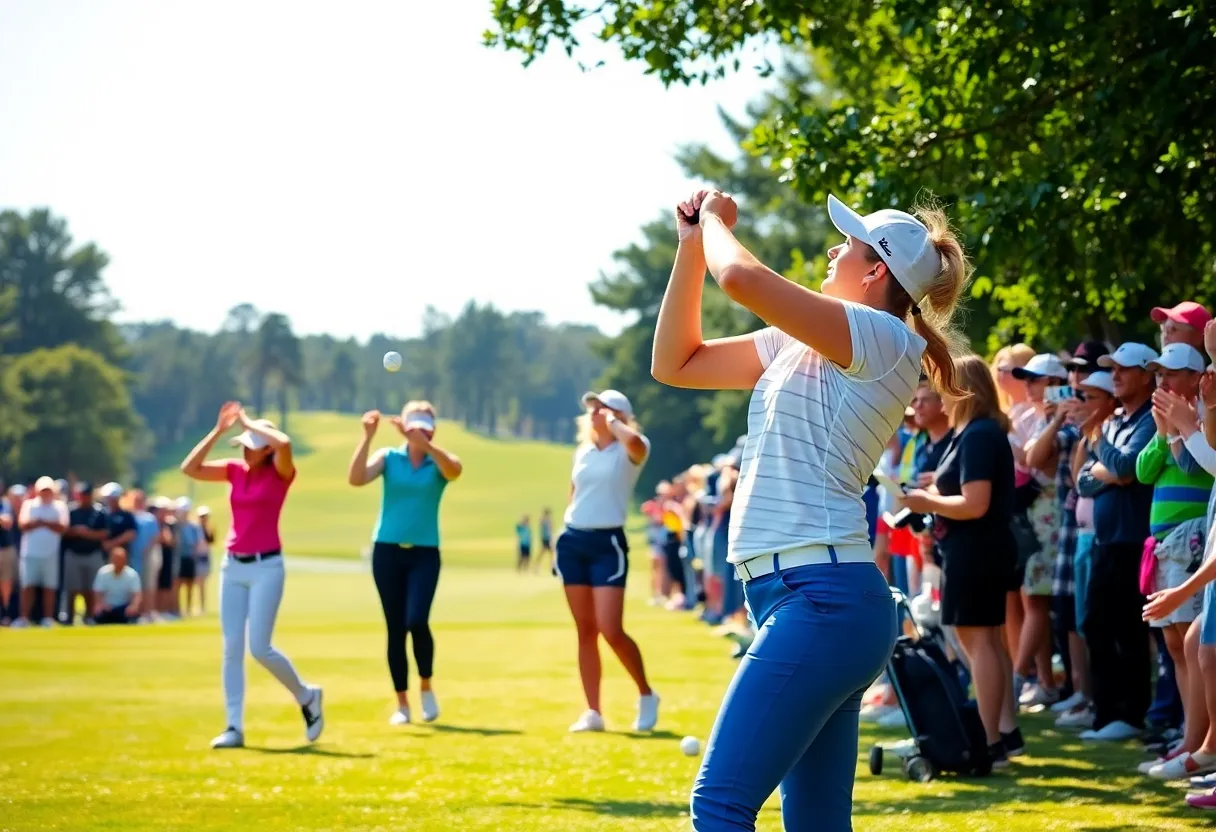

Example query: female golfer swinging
[348,401,462,725]
[181,402,323,749]
[653,189,967,830]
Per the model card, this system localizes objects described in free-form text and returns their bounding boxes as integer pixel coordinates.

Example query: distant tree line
[0,208,605,485]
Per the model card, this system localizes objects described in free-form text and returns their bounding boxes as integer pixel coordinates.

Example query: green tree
[0,209,124,360]
[6,344,139,481]
[253,313,303,428]
[487,1,1216,347]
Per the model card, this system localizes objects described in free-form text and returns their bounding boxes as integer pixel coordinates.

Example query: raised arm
[239,409,294,481]
[652,191,766,391]
[606,417,648,466]
[698,192,855,370]
[182,402,241,482]
[348,411,389,487]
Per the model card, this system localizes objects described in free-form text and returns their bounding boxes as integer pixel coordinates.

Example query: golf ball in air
[680,736,701,756]
[383,351,403,372]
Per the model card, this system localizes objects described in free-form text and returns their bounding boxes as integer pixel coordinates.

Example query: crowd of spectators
[0,476,214,627]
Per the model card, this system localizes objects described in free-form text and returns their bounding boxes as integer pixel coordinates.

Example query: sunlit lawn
[0,413,1207,830]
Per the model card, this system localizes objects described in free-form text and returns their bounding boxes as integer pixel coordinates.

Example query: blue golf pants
[690,556,897,831]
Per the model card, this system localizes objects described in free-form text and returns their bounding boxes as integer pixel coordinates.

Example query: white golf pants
[220,556,309,731]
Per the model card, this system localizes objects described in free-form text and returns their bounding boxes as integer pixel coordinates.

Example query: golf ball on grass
[680,736,701,756]
[383,351,402,372]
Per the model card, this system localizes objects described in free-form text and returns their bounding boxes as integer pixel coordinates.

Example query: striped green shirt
[1135,434,1213,540]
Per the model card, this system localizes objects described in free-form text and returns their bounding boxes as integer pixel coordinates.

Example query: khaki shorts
[140,546,162,596]
[0,546,15,583]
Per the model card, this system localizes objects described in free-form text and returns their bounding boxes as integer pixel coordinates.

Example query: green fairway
[0,413,1207,830]
[147,412,579,565]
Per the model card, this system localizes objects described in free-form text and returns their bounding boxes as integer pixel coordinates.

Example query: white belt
[734,543,873,582]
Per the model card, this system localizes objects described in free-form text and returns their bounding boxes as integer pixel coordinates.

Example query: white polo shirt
[93,563,141,608]
[18,499,68,559]
[564,436,651,530]
[729,301,925,562]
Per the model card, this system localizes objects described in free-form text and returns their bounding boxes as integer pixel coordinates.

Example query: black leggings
[663,533,685,592]
[372,542,440,692]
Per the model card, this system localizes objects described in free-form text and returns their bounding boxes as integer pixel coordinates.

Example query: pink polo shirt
[225,460,293,554]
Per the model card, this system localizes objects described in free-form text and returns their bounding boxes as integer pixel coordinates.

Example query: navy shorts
[556,527,629,588]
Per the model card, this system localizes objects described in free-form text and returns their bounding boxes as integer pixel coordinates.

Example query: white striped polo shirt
[729,301,926,563]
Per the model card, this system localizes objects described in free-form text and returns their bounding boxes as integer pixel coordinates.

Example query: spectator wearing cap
[1009,353,1070,708]
[173,497,205,616]
[152,496,181,619]
[1026,342,1109,719]
[1133,342,1215,777]
[127,490,162,621]
[1055,369,1119,728]
[99,483,136,565]
[1154,302,1212,353]
[92,546,142,625]
[0,484,17,626]
[196,506,215,614]
[61,482,109,625]
[14,477,68,628]
[1075,342,1160,739]
[2,484,27,623]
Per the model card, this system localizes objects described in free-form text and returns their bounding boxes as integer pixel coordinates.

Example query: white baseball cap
[1097,343,1160,370]
[99,482,123,499]
[581,389,633,418]
[1011,353,1069,381]
[827,194,943,304]
[175,496,192,512]
[1078,371,1116,395]
[197,505,211,517]
[230,419,275,451]
[34,475,56,493]
[1148,343,1205,373]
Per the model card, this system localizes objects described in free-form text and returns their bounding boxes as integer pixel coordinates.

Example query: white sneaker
[38,617,54,628]
[10,618,28,629]
[1055,707,1095,730]
[1139,751,1176,774]
[1050,691,1087,713]
[211,727,245,749]
[421,690,440,723]
[1080,720,1140,741]
[634,693,660,732]
[569,710,606,733]
[1191,771,1216,788]
[389,708,411,726]
[1020,684,1060,708]
[1150,752,1216,781]
[301,686,324,742]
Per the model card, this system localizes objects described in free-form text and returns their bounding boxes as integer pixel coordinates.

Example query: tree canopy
[487,1,1216,348]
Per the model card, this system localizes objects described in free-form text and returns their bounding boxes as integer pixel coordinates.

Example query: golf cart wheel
[906,755,935,783]
[868,745,883,776]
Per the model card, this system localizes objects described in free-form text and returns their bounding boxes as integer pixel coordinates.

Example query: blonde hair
[871,199,971,399]
[683,463,712,493]
[576,411,641,445]
[990,343,1034,411]
[402,400,436,419]
[950,355,1012,433]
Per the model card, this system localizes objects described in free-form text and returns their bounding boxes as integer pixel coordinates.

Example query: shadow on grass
[621,730,681,741]
[243,745,374,759]
[426,724,522,737]
[501,798,688,819]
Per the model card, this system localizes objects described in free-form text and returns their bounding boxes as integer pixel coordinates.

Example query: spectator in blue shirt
[1076,342,1159,741]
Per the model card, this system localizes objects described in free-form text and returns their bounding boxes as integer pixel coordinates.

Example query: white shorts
[19,554,59,590]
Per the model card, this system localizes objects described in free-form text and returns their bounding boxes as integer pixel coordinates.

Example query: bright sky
[0,1,772,339]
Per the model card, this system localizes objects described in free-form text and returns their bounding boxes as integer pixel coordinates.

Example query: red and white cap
[827,195,943,304]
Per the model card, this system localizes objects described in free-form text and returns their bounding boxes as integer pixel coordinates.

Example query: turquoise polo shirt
[372,448,448,547]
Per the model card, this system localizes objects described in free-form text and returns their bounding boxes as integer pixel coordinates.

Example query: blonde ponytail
[877,198,971,400]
